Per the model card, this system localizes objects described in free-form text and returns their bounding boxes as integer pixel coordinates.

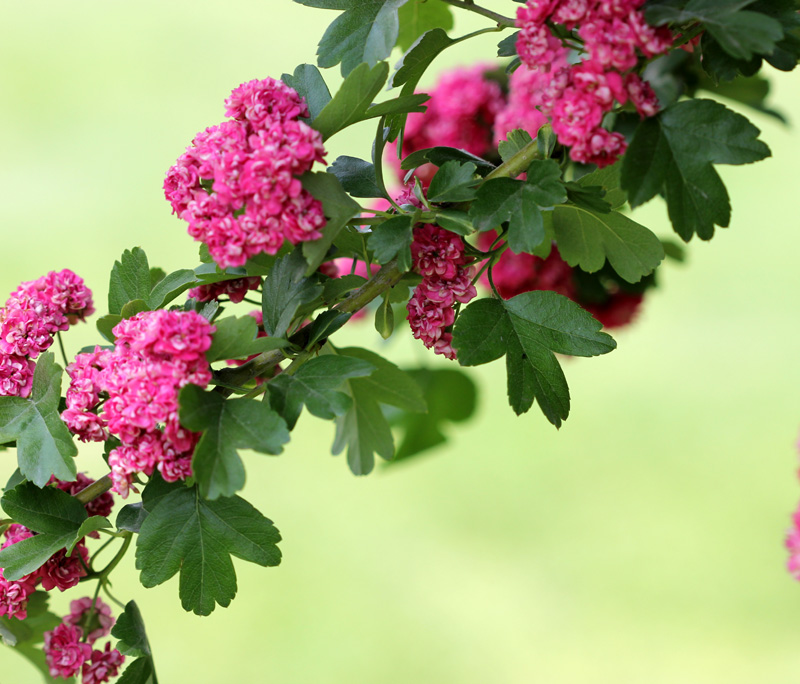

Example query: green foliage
[136,480,281,615]
[116,502,147,534]
[427,161,480,203]
[295,0,409,76]
[367,215,414,271]
[550,206,664,283]
[497,30,519,57]
[261,249,324,338]
[281,63,332,122]
[206,315,288,364]
[178,386,290,499]
[108,247,151,315]
[0,354,77,487]
[400,146,495,173]
[646,0,783,61]
[328,156,386,198]
[498,129,533,163]
[452,293,616,426]
[396,0,453,52]
[112,601,159,684]
[268,353,375,429]
[331,347,425,475]
[301,171,363,273]
[621,98,771,240]
[470,160,567,254]
[389,368,477,461]
[0,482,88,580]
[147,269,198,309]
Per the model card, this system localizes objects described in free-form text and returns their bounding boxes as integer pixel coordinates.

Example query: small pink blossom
[188,276,261,303]
[0,353,34,398]
[0,569,38,620]
[37,542,89,592]
[81,643,126,684]
[411,225,468,281]
[64,597,115,643]
[44,623,92,679]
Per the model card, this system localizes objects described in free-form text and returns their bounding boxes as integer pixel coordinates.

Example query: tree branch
[441,0,516,27]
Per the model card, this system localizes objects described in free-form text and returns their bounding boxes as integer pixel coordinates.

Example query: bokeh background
[2,2,800,682]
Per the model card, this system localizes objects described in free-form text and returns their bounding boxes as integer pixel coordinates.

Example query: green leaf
[374,295,395,339]
[498,129,533,163]
[0,483,87,580]
[470,161,566,254]
[120,299,149,319]
[400,146,495,173]
[281,64,332,122]
[646,0,784,61]
[149,268,166,289]
[367,215,413,271]
[304,310,353,347]
[296,0,410,76]
[331,347,425,474]
[206,316,288,364]
[268,354,374,429]
[108,247,151,315]
[452,293,616,426]
[427,161,479,203]
[435,209,474,235]
[621,98,771,240]
[261,249,324,338]
[551,206,664,283]
[300,172,362,273]
[179,386,290,500]
[0,354,77,486]
[328,156,386,198]
[66,516,111,554]
[396,0,453,51]
[575,162,628,210]
[497,30,520,57]
[147,269,198,309]
[387,28,454,142]
[112,601,159,684]
[1,482,86,535]
[311,61,389,138]
[116,502,147,534]
[390,368,477,461]
[135,483,281,615]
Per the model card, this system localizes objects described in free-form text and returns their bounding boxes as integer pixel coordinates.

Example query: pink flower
[37,542,89,592]
[0,353,34,398]
[411,225,468,281]
[569,128,627,168]
[81,643,126,684]
[64,597,115,643]
[166,78,328,268]
[0,569,38,620]
[787,505,800,580]
[44,623,92,679]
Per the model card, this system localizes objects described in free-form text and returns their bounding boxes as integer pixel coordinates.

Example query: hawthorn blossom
[44,623,93,679]
[165,78,327,268]
[508,0,673,167]
[65,597,116,643]
[81,642,126,684]
[188,276,261,303]
[0,269,93,397]
[61,310,214,497]
[407,224,476,360]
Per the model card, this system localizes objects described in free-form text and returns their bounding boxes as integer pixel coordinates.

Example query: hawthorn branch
[441,0,516,27]
[483,140,541,181]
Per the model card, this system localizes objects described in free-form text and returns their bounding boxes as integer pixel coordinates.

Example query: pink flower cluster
[164,78,327,268]
[0,270,93,397]
[407,225,476,360]
[513,0,672,166]
[188,276,262,303]
[44,597,124,682]
[478,233,644,328]
[0,475,111,620]
[60,310,215,496]
[389,65,505,186]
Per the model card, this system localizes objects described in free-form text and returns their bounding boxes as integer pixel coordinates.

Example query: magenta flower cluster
[514,0,672,167]
[188,276,262,304]
[44,597,124,682]
[0,269,93,398]
[164,78,327,268]
[0,475,113,621]
[407,225,476,360]
[61,309,215,497]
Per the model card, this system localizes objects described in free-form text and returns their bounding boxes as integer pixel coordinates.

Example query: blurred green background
[2,2,800,682]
